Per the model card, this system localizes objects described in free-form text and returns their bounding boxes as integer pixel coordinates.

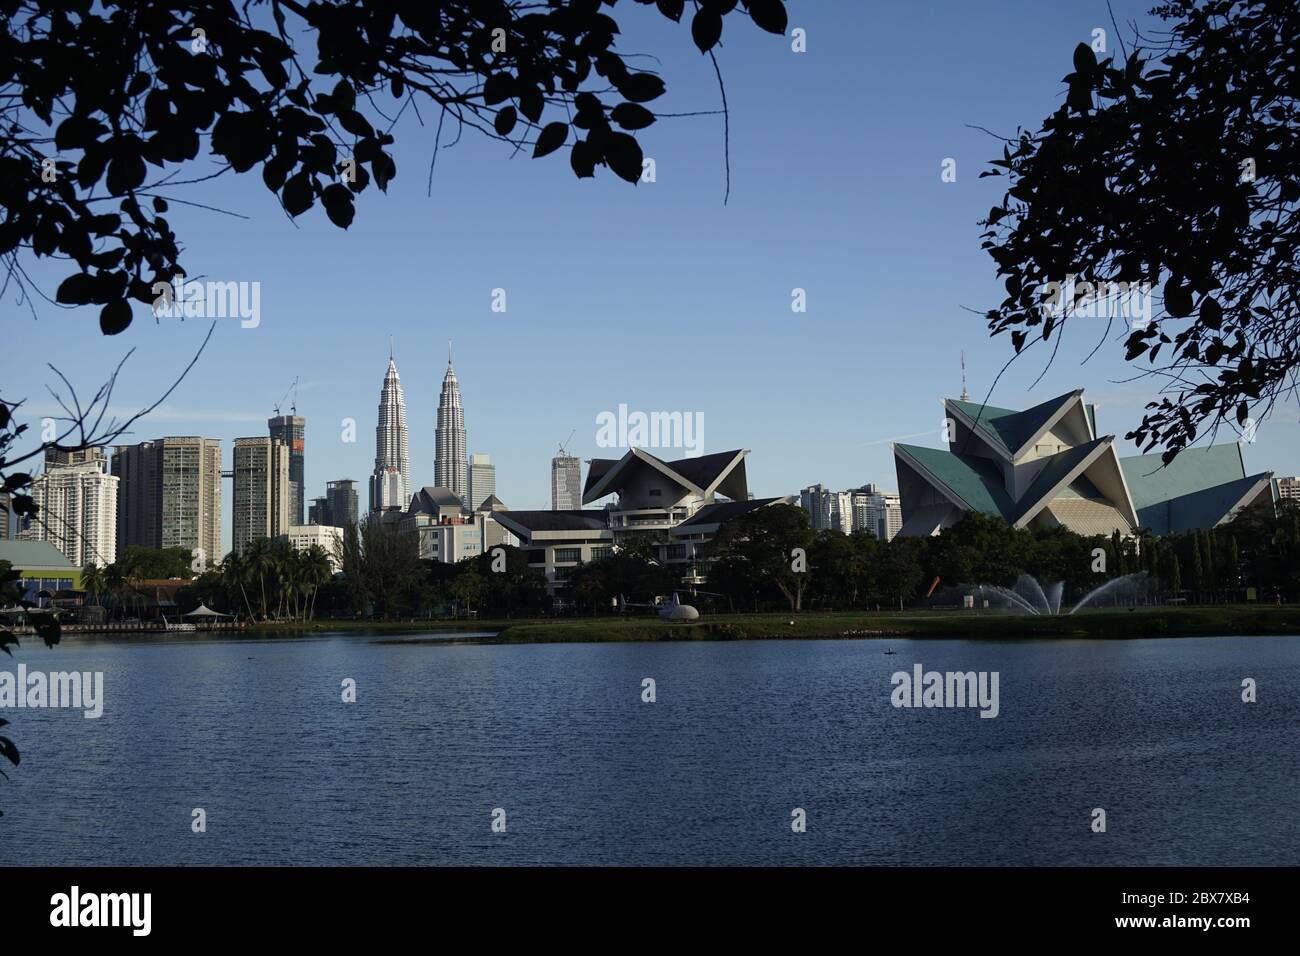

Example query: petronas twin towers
[368,341,468,513]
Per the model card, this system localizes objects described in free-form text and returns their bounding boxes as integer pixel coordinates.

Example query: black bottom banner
[7,866,1280,941]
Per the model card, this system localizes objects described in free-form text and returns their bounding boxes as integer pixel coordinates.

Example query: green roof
[949,390,1080,458]
[1120,444,1269,534]
[896,443,1015,520]
[0,539,78,571]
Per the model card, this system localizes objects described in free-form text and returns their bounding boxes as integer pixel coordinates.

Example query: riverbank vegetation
[66,499,1300,625]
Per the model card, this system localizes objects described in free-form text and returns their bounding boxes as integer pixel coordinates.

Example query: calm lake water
[2,631,1297,866]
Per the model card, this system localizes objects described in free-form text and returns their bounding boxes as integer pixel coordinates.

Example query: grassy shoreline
[213,605,1300,644]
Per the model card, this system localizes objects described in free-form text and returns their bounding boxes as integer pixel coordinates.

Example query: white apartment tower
[25,458,119,567]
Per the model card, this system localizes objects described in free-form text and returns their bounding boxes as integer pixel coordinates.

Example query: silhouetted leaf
[1073,42,1097,74]
[99,299,132,335]
[56,273,97,306]
[282,171,315,216]
[618,72,667,103]
[611,103,655,130]
[656,0,685,22]
[1164,276,1194,318]
[320,183,355,228]
[604,132,643,183]
[533,122,568,158]
[494,106,517,136]
[692,7,723,52]
[746,0,788,35]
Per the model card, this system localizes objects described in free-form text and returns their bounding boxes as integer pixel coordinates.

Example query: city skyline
[7,1,1298,556]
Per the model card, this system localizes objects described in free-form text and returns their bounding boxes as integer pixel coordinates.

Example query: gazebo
[182,604,232,621]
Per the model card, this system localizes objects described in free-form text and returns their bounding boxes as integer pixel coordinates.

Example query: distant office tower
[467,454,495,512]
[434,345,468,504]
[24,459,118,567]
[0,492,9,539]
[370,352,410,513]
[552,451,581,510]
[268,414,305,525]
[44,446,106,469]
[322,479,359,527]
[112,437,222,567]
[1278,476,1300,502]
[232,437,290,555]
[799,484,832,531]
[307,496,328,525]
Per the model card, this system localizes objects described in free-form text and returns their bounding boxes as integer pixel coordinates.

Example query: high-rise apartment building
[551,451,581,510]
[232,437,290,555]
[434,345,468,505]
[23,459,118,567]
[44,446,106,469]
[799,484,832,531]
[112,437,222,567]
[310,479,359,528]
[268,414,305,526]
[1277,476,1300,503]
[854,483,903,541]
[468,454,495,512]
[370,353,410,513]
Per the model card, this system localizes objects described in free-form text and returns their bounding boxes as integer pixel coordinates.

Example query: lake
[2,631,1297,866]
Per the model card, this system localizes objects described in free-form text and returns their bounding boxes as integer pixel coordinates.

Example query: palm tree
[245,538,273,620]
[80,561,104,607]
[221,552,256,621]
[302,545,332,621]
[103,562,126,619]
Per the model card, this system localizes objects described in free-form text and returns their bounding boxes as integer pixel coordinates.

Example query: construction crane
[273,376,299,417]
[557,428,575,457]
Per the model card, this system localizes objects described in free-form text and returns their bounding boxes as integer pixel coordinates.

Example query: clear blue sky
[8,0,1297,556]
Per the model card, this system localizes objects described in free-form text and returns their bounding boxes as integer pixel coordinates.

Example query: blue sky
[8,0,1297,555]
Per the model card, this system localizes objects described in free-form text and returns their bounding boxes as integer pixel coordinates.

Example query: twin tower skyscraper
[369,342,468,514]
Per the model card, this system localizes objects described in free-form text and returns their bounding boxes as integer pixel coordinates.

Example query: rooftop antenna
[960,352,970,402]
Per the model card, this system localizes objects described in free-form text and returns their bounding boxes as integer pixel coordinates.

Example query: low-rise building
[492,447,790,597]
[279,524,344,572]
[0,540,81,603]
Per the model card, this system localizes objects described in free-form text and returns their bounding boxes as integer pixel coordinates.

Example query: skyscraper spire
[960,351,970,402]
[435,348,468,504]
[369,350,410,513]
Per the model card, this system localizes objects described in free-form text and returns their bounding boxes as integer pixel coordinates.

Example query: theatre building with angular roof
[490,447,791,596]
[892,389,1274,539]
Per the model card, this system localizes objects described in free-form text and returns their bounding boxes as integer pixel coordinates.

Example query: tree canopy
[980,0,1299,461]
[1,0,788,334]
